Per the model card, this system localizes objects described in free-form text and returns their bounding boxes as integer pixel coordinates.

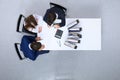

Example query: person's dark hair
[24,24,34,30]
[30,42,42,51]
[46,12,56,26]
[24,15,38,29]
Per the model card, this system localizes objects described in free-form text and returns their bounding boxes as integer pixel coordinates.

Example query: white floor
[0,0,120,80]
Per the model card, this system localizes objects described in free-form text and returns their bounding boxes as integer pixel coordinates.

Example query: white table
[37,18,101,50]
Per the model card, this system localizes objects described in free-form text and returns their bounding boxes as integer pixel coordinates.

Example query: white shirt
[24,14,45,33]
[51,13,61,27]
[28,43,32,50]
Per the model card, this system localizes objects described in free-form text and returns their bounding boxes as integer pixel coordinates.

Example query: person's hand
[47,25,51,28]
[54,24,60,28]
[38,27,42,33]
[39,44,45,50]
[35,37,42,41]
[35,17,39,23]
[42,45,45,49]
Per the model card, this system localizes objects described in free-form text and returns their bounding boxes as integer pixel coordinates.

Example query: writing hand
[54,24,60,28]
[35,37,42,41]
[47,25,51,28]
[39,44,45,50]
[38,27,42,33]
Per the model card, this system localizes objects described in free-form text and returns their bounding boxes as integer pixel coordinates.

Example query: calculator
[54,29,63,39]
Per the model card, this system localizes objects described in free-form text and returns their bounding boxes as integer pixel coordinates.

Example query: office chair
[17,14,37,35]
[14,43,26,60]
[50,2,67,15]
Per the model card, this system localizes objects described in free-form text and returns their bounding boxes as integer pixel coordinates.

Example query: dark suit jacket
[43,6,66,27]
[20,36,49,61]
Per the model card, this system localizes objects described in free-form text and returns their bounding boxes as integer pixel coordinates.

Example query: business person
[20,35,49,61]
[24,14,43,33]
[43,3,66,28]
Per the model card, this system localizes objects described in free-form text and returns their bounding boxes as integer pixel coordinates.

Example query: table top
[37,18,101,50]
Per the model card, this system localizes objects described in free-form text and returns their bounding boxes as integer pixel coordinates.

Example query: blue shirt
[20,35,49,61]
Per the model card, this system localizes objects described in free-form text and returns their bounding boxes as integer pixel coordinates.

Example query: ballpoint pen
[59,40,61,47]
[57,40,61,47]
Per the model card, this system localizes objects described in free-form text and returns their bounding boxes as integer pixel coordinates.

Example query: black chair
[17,14,37,35]
[50,2,67,15]
[14,43,26,60]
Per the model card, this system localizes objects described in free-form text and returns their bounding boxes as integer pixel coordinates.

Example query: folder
[67,19,79,29]
[66,38,80,43]
[64,41,77,49]
[69,32,82,38]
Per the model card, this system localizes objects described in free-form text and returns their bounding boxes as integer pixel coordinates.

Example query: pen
[59,40,61,47]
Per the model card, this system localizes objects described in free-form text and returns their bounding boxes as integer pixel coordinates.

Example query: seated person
[24,14,43,33]
[43,5,66,28]
[20,35,49,61]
